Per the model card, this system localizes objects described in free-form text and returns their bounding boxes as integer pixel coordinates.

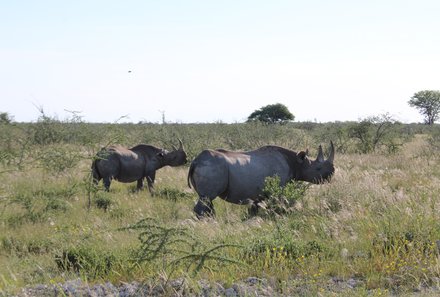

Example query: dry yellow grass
[1,123,440,295]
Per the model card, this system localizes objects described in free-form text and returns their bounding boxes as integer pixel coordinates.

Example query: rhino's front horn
[327,141,335,163]
[316,145,324,162]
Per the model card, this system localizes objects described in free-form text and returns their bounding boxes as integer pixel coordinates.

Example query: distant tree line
[2,90,440,126]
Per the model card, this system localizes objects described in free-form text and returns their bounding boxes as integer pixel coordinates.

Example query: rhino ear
[297,151,307,163]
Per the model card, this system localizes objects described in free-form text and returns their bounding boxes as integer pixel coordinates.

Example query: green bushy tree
[348,113,401,154]
[0,112,14,124]
[247,103,294,124]
[408,90,440,125]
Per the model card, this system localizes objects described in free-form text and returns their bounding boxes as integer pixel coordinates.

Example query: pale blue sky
[1,1,439,123]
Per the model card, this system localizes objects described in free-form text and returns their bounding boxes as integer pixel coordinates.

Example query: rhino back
[98,147,146,183]
[116,153,147,182]
[224,148,291,204]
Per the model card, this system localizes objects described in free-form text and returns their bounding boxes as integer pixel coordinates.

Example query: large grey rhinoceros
[92,139,187,193]
[187,142,335,217]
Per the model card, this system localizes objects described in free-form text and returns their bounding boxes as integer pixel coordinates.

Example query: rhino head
[296,141,335,184]
[159,138,188,167]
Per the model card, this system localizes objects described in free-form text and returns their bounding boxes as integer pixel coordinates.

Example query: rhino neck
[132,145,164,170]
[149,157,165,170]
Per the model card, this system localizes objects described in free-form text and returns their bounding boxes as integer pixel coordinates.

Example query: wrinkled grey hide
[92,140,187,193]
[188,142,335,217]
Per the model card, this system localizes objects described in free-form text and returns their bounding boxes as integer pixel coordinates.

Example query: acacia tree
[348,113,399,153]
[247,103,294,124]
[408,90,440,125]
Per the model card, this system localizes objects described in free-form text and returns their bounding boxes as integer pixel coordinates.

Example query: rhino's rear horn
[316,145,324,162]
[171,139,184,151]
[327,141,335,163]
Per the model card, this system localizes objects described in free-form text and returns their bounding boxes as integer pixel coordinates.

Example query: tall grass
[1,118,440,295]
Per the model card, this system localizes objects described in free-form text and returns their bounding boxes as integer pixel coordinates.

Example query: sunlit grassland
[1,121,440,295]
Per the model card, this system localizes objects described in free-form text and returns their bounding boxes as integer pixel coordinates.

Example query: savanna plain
[1,115,440,296]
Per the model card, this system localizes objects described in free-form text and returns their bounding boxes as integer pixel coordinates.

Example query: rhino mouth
[312,173,334,184]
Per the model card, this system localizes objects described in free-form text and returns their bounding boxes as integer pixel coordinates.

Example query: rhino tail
[187,161,196,189]
[91,157,101,182]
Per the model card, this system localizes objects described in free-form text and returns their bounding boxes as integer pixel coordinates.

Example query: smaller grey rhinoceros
[188,142,335,217]
[92,139,187,193]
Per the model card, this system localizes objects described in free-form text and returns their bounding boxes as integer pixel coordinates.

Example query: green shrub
[37,146,82,174]
[55,246,116,278]
[32,114,65,145]
[156,186,193,201]
[427,125,440,151]
[245,238,329,261]
[44,197,69,212]
[94,195,113,212]
[347,114,403,154]
[6,185,77,226]
[1,236,53,257]
[258,175,309,218]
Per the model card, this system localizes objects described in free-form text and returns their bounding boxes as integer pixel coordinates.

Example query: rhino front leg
[248,202,260,217]
[146,172,156,195]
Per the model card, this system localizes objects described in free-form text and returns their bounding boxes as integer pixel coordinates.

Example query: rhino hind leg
[92,170,101,185]
[103,177,111,192]
[194,196,215,218]
[190,162,227,218]
[192,185,219,218]
[136,178,144,191]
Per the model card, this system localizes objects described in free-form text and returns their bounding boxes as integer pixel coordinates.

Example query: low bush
[55,246,117,278]
[94,193,113,212]
[258,175,309,218]
[155,186,193,201]
[1,236,54,257]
